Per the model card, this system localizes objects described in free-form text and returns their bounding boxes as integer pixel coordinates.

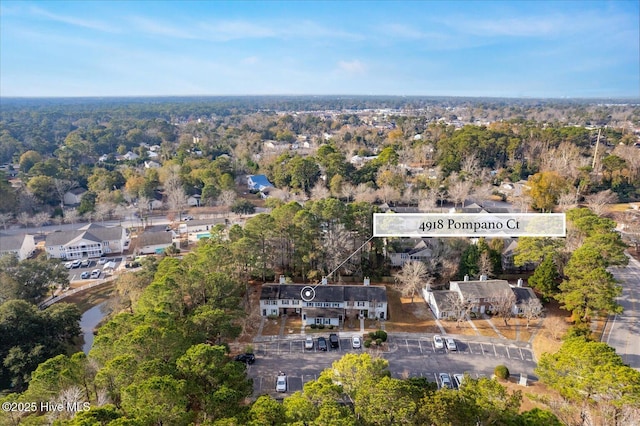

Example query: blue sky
[1,1,638,98]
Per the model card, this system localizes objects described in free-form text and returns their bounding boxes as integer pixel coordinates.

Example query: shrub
[494,365,510,380]
[375,338,383,346]
[318,324,325,329]
[310,324,317,329]
[368,330,388,342]
[364,339,372,348]
[328,325,334,330]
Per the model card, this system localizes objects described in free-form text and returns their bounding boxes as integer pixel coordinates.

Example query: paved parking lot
[247,335,537,397]
[64,257,123,282]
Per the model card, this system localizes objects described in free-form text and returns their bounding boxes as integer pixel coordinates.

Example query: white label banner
[373,213,566,237]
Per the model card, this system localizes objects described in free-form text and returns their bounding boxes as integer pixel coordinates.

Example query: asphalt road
[246,335,537,397]
[606,254,640,370]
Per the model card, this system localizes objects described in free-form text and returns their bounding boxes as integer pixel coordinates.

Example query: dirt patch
[261,318,281,336]
[384,286,440,333]
[500,377,564,414]
[532,300,572,359]
[284,316,302,334]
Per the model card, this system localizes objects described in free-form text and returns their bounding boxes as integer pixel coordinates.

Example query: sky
[1,1,638,99]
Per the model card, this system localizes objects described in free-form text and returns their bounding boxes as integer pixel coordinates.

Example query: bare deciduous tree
[16,212,30,228]
[557,191,579,212]
[448,179,472,208]
[217,190,237,207]
[322,224,353,277]
[585,189,618,217]
[31,211,50,229]
[376,185,401,204]
[310,181,330,200]
[394,260,432,303]
[521,297,544,329]
[418,190,438,212]
[53,178,77,209]
[493,290,517,326]
[0,212,13,230]
[164,169,187,217]
[354,183,377,203]
[340,182,356,202]
[478,251,494,277]
[63,209,79,225]
[444,292,473,328]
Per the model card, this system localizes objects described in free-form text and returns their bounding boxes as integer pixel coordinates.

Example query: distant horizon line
[2,94,639,101]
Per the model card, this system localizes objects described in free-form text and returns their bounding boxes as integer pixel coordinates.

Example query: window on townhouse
[357,301,365,307]
[282,300,289,305]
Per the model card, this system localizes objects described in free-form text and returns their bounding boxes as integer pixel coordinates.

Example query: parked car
[453,374,465,389]
[445,337,457,351]
[304,336,314,350]
[433,335,444,349]
[80,259,90,268]
[276,372,287,392]
[97,257,108,265]
[439,373,453,389]
[80,271,90,279]
[90,269,101,279]
[71,260,82,268]
[234,353,256,364]
[329,333,339,349]
[125,261,141,268]
[183,215,194,221]
[317,337,328,351]
[64,261,74,269]
[352,336,361,349]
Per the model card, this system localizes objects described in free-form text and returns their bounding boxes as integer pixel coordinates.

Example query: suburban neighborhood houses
[1,96,639,426]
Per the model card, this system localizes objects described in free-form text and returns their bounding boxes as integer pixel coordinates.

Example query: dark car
[317,337,328,351]
[233,353,256,364]
[125,261,141,268]
[329,333,339,349]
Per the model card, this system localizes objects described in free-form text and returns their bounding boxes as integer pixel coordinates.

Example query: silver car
[276,373,287,392]
[439,373,453,389]
[304,336,314,350]
[433,335,444,349]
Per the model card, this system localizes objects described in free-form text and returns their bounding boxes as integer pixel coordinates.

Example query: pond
[80,302,109,354]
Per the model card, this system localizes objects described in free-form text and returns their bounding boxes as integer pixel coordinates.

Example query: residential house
[0,233,36,260]
[187,193,201,207]
[144,160,161,169]
[123,151,139,161]
[45,224,129,259]
[349,155,378,168]
[63,188,88,206]
[502,239,536,273]
[260,279,388,326]
[178,218,226,242]
[388,238,432,267]
[136,230,174,255]
[424,276,538,319]
[247,175,275,192]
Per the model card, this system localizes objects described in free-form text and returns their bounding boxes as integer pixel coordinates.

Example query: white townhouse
[45,224,129,260]
[0,233,36,261]
[136,230,174,255]
[260,279,388,326]
[177,218,226,242]
[424,276,539,319]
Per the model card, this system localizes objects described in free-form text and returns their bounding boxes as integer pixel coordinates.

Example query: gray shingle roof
[451,279,512,300]
[138,230,173,247]
[45,224,123,246]
[260,284,387,303]
[0,233,28,251]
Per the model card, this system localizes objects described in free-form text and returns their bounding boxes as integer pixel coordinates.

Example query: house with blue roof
[247,174,275,192]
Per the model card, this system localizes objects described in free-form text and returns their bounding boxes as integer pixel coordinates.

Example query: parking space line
[507,347,511,359]
[519,348,524,360]
[493,344,497,357]
[468,342,473,354]
[405,339,410,352]
[418,340,423,353]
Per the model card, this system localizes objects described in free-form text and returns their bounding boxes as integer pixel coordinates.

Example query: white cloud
[127,16,198,39]
[29,6,119,33]
[337,60,366,74]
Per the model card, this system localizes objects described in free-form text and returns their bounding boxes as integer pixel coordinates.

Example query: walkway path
[483,315,507,339]
[38,276,117,309]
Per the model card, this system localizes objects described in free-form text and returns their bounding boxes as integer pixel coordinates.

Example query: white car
[445,337,457,351]
[352,336,361,349]
[453,374,465,389]
[304,336,314,350]
[276,373,287,392]
[433,335,444,349]
[97,257,108,265]
[90,269,101,279]
[64,261,74,269]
